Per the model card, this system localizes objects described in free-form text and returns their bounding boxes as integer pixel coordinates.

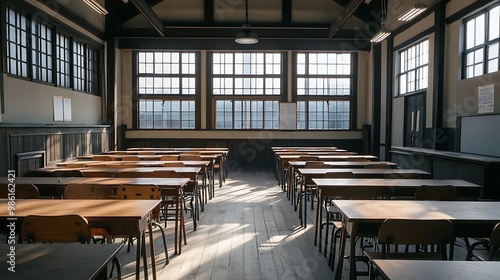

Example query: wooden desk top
[78,154,219,161]
[35,166,201,174]
[56,160,210,167]
[289,161,397,167]
[312,178,480,189]
[332,200,500,223]
[299,168,430,176]
[0,177,74,185]
[373,259,500,280]
[0,243,124,280]
[280,155,377,160]
[0,199,160,219]
[66,177,190,188]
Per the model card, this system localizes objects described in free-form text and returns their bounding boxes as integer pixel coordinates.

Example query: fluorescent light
[235,25,259,44]
[398,3,428,21]
[370,25,391,43]
[83,0,108,15]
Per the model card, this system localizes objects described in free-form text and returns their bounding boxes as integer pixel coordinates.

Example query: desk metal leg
[136,233,141,280]
[148,221,157,280]
[141,231,148,280]
[335,218,347,280]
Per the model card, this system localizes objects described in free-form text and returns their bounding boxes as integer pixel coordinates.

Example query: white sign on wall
[478,84,494,114]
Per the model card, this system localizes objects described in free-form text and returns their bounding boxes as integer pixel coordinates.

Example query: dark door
[405,93,425,147]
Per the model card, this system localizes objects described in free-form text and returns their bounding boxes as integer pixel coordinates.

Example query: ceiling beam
[332,0,376,23]
[116,0,163,24]
[204,0,214,23]
[129,0,165,36]
[283,0,292,25]
[329,0,365,37]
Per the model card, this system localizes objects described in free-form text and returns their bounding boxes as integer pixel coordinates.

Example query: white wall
[2,75,101,124]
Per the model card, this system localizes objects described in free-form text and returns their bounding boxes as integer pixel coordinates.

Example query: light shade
[235,26,259,44]
[370,25,391,43]
[83,0,108,15]
[398,3,428,21]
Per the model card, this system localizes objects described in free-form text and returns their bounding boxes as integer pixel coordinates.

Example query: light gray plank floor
[113,167,472,280]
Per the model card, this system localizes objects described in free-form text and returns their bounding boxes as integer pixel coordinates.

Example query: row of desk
[1,147,229,280]
[271,146,489,280]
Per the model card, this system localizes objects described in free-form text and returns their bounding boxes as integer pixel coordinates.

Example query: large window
[136,52,197,129]
[397,39,429,95]
[5,5,102,94]
[296,53,353,130]
[6,6,28,78]
[212,52,282,129]
[463,4,500,78]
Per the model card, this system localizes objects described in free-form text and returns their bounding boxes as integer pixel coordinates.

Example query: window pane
[397,40,429,95]
[490,6,500,40]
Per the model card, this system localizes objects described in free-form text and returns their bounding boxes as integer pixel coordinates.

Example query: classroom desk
[0,176,73,197]
[313,178,482,249]
[332,200,500,280]
[295,169,432,226]
[66,177,190,254]
[0,199,160,280]
[0,243,124,280]
[285,161,398,207]
[372,259,500,280]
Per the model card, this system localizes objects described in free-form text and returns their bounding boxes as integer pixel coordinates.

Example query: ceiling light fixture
[398,2,428,21]
[83,0,108,15]
[235,0,258,44]
[371,0,391,43]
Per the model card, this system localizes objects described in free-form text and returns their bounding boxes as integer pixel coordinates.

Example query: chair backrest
[116,171,154,178]
[117,184,161,218]
[153,170,179,178]
[364,163,392,169]
[117,184,160,200]
[82,171,116,178]
[92,155,115,161]
[163,162,185,167]
[64,184,108,199]
[298,156,319,161]
[414,185,457,201]
[0,183,39,199]
[21,214,92,243]
[385,173,421,179]
[323,172,356,178]
[488,223,500,260]
[179,154,202,161]
[304,162,330,168]
[377,219,454,260]
[52,170,85,177]
[341,187,391,200]
[122,155,140,161]
[160,155,179,161]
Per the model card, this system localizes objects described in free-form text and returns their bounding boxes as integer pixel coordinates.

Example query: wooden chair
[21,214,92,244]
[179,154,202,161]
[117,184,169,262]
[64,184,112,243]
[466,222,500,261]
[116,171,154,178]
[365,219,454,280]
[414,185,457,200]
[0,183,39,199]
[327,187,391,271]
[121,155,140,161]
[163,162,185,167]
[160,155,179,161]
[64,184,108,199]
[51,170,85,177]
[92,155,115,161]
[364,163,392,169]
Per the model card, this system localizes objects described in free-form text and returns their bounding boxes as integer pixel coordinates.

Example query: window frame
[395,38,429,96]
[209,51,285,130]
[462,3,500,79]
[132,51,201,130]
[4,4,103,95]
[293,52,357,130]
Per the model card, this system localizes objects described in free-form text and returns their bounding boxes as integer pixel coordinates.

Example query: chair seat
[365,251,445,261]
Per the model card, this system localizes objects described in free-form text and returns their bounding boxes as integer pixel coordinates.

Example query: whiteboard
[279,102,296,130]
[460,114,500,157]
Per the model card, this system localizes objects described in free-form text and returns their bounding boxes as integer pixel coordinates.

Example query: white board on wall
[460,114,500,157]
[279,102,296,130]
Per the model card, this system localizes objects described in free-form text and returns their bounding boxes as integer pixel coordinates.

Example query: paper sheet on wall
[478,84,494,114]
[279,103,297,130]
[53,96,63,121]
[63,98,72,121]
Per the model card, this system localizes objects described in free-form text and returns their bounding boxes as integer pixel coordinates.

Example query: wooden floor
[114,167,474,280]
